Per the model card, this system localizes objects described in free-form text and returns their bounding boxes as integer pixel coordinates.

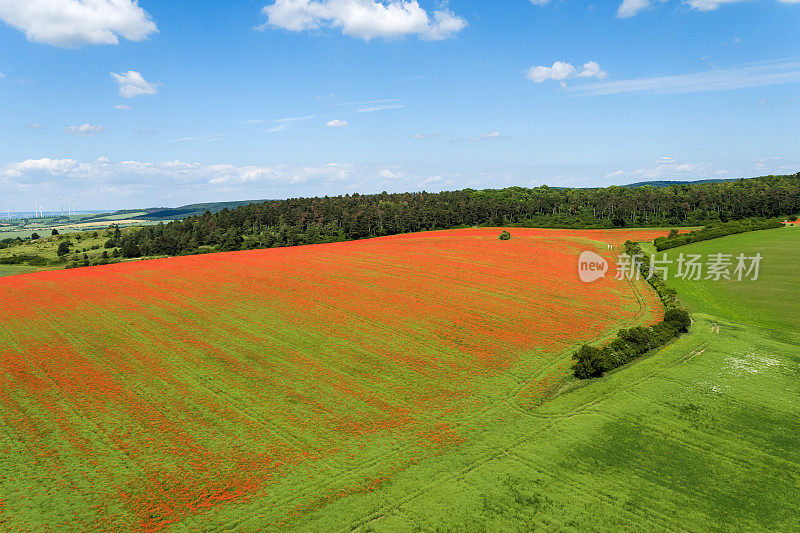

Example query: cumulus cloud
[1,158,78,179]
[326,119,349,128]
[63,124,105,137]
[0,156,470,206]
[259,0,467,41]
[526,61,607,85]
[0,0,157,47]
[111,71,160,98]
[616,0,653,17]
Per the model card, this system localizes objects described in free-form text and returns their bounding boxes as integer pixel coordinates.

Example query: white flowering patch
[724,352,783,376]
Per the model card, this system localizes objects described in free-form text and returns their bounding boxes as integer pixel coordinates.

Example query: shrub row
[0,254,49,267]
[572,241,691,379]
[654,217,784,251]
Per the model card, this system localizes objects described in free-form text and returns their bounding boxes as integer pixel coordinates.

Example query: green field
[0,212,156,240]
[0,228,798,530]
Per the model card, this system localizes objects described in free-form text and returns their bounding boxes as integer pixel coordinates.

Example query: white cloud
[357,104,405,112]
[326,119,349,128]
[0,71,5,78]
[617,0,798,18]
[606,160,715,181]
[452,131,510,142]
[260,0,467,41]
[576,61,607,79]
[379,168,403,180]
[0,0,157,47]
[263,115,318,132]
[0,156,469,204]
[26,123,45,129]
[111,71,159,98]
[114,104,132,110]
[529,0,551,5]
[527,61,607,85]
[412,133,428,140]
[169,135,224,143]
[63,124,105,138]
[617,0,652,18]
[527,61,575,83]
[687,0,800,11]
[573,59,800,96]
[1,158,77,179]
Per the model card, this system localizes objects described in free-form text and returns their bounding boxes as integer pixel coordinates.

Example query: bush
[664,308,691,332]
[31,232,40,240]
[51,229,59,236]
[56,241,70,257]
[572,345,605,379]
[499,231,511,241]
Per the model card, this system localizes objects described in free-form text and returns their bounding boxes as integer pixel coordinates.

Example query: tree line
[572,241,692,379]
[114,173,800,258]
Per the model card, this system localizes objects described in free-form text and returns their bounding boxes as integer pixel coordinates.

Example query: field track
[0,228,669,530]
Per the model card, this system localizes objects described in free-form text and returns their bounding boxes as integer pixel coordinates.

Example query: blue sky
[1,0,799,211]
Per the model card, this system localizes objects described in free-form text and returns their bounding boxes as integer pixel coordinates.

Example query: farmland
[0,228,667,530]
[1,226,798,531]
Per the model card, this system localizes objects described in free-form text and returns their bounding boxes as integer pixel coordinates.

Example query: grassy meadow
[0,227,798,530]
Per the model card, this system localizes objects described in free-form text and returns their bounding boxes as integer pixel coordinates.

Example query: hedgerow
[572,241,690,379]
[654,217,784,252]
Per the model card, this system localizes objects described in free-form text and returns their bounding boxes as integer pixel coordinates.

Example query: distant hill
[623,178,736,188]
[110,200,269,222]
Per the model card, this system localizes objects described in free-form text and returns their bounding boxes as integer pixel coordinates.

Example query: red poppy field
[0,228,668,531]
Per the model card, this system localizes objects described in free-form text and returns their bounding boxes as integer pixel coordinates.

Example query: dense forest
[116,174,800,258]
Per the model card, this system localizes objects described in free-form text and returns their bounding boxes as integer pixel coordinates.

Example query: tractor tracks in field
[340,341,710,532]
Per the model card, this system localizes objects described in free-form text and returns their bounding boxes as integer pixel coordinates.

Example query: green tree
[121,240,141,258]
[572,345,605,379]
[31,233,40,240]
[51,229,59,236]
[56,241,70,257]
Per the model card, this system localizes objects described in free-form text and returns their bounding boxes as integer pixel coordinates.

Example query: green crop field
[0,227,798,531]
